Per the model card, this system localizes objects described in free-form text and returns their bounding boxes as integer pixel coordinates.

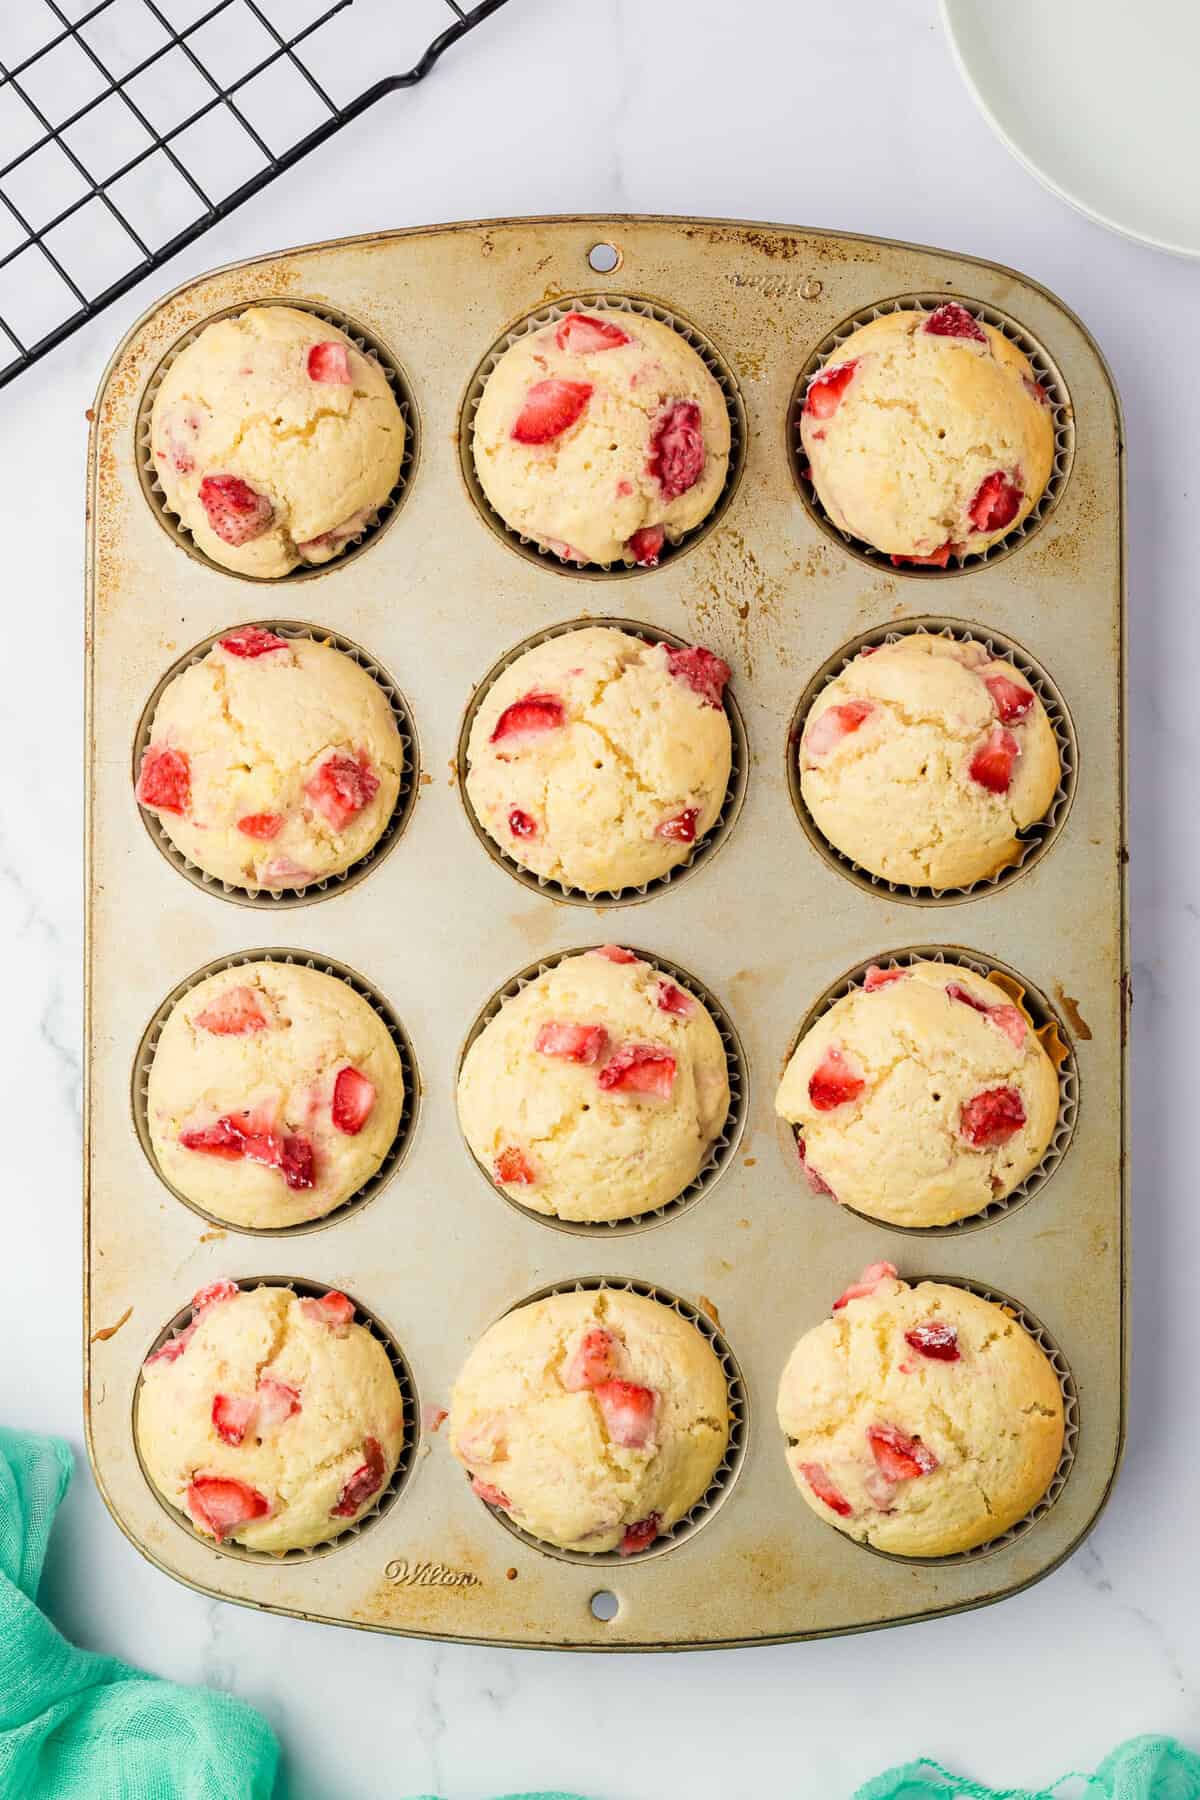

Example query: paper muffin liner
[136,296,417,582]
[780,946,1079,1236]
[131,948,420,1237]
[789,292,1075,576]
[457,615,747,907]
[135,1274,419,1563]
[458,291,747,576]
[132,619,419,909]
[786,616,1077,904]
[456,944,747,1238]
[464,1276,749,1566]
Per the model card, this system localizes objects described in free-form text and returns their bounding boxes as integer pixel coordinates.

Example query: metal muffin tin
[84,216,1127,1650]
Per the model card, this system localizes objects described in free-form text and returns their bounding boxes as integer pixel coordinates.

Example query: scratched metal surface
[84,216,1127,1649]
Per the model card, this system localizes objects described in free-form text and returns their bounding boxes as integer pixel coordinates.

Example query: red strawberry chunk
[198,475,273,547]
[508,807,538,839]
[511,377,592,444]
[797,1137,835,1198]
[832,1262,898,1312]
[494,1146,536,1185]
[945,981,1026,1049]
[799,1462,852,1517]
[136,746,190,815]
[863,964,907,993]
[597,1044,677,1099]
[307,340,351,384]
[923,303,986,342]
[280,1134,315,1191]
[237,812,284,840]
[656,980,694,1017]
[194,986,268,1037]
[186,1475,270,1541]
[535,1021,610,1064]
[808,1044,865,1112]
[664,644,730,708]
[301,1291,355,1328]
[563,1327,621,1391]
[212,1392,257,1447]
[180,1117,250,1161]
[144,1281,238,1368]
[890,542,955,568]
[804,358,859,420]
[255,1377,301,1430]
[144,1336,189,1368]
[261,856,314,887]
[867,1422,938,1481]
[193,1278,240,1312]
[331,1437,386,1518]
[332,1066,376,1135]
[471,1478,512,1509]
[805,699,874,758]
[594,1380,656,1448]
[648,400,705,499]
[555,312,631,353]
[489,692,565,746]
[655,807,699,843]
[305,752,379,831]
[1024,375,1050,405]
[984,671,1034,723]
[218,626,288,659]
[594,944,637,964]
[968,470,1023,534]
[904,1321,961,1363]
[968,725,1020,795]
[961,1085,1026,1148]
[627,525,665,566]
[620,1511,662,1555]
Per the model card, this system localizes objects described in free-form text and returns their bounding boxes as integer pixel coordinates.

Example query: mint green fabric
[852,1737,1200,1799]
[0,1427,279,1799]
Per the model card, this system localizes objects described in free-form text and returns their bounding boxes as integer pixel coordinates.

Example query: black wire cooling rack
[0,0,510,390]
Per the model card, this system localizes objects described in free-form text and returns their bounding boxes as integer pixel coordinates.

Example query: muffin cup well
[456,945,748,1237]
[132,620,419,908]
[463,1276,748,1565]
[778,946,1079,1236]
[457,616,747,907]
[788,292,1075,576]
[458,292,746,576]
[132,948,420,1237]
[786,617,1077,904]
[134,1275,419,1563]
[136,297,418,582]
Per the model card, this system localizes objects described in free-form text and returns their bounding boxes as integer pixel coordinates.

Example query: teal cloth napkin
[853,1738,1200,1799]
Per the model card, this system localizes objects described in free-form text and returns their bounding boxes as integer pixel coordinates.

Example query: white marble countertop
[0,0,1185,1793]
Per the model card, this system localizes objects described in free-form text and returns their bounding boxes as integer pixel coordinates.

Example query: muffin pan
[85,216,1126,1648]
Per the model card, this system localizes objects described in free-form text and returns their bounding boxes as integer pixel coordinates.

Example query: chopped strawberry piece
[656,980,694,1017]
[867,1423,938,1481]
[535,1021,610,1064]
[421,1404,448,1434]
[555,312,631,353]
[804,699,874,758]
[494,1146,536,1185]
[143,1336,189,1368]
[968,725,1020,795]
[145,1277,240,1367]
[923,302,986,342]
[904,1321,961,1363]
[305,751,379,831]
[655,807,700,844]
[961,1085,1026,1148]
[563,1327,621,1391]
[194,986,268,1037]
[136,746,190,815]
[1024,375,1050,405]
[597,1044,677,1099]
[218,626,288,659]
[984,672,1034,723]
[471,1478,512,1509]
[179,1118,248,1161]
[594,944,637,963]
[280,1134,315,1191]
[260,856,315,887]
[648,400,705,499]
[489,693,566,746]
[511,377,592,444]
[627,524,665,566]
[593,1380,657,1448]
[890,542,955,568]
[237,812,284,840]
[192,1278,240,1312]
[212,1392,257,1447]
[664,644,730,708]
[307,340,351,384]
[833,1262,898,1312]
[797,1137,835,1198]
[808,1045,865,1112]
[540,536,588,563]
[255,1377,301,1430]
[186,1475,270,1541]
[331,1066,375,1135]
[799,1462,852,1517]
[198,475,273,547]
[301,1291,355,1328]
[620,1511,662,1555]
[968,470,1023,534]
[803,358,859,419]
[945,982,1026,1048]
[863,964,907,992]
[331,1437,386,1518]
[507,807,538,838]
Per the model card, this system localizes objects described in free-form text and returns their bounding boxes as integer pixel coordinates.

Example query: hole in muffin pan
[787,293,1075,576]
[456,616,748,908]
[785,617,1078,905]
[780,946,1079,1236]
[132,621,419,909]
[131,948,420,1238]
[134,1276,419,1564]
[458,292,747,577]
[136,296,419,582]
[587,243,622,275]
[590,1588,620,1620]
[456,945,748,1238]
[464,1276,748,1567]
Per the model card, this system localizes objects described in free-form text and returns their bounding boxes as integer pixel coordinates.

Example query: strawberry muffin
[137,1281,405,1552]
[471,308,730,566]
[458,946,731,1224]
[135,629,402,893]
[777,1263,1064,1556]
[465,626,733,894]
[449,1288,729,1554]
[150,305,404,578]
[800,303,1055,564]
[798,633,1060,889]
[775,960,1060,1228]
[146,961,404,1230]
